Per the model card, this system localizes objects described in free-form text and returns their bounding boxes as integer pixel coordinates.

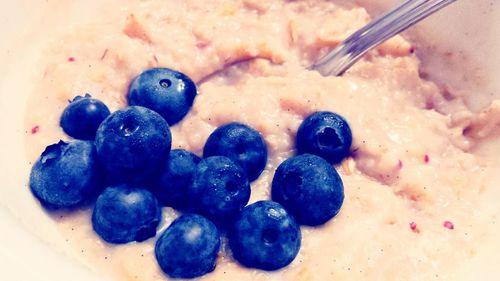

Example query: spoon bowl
[311,0,457,76]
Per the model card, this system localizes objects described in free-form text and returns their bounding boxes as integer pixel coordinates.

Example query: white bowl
[1,0,499,280]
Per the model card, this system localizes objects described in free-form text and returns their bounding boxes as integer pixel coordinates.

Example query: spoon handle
[311,0,457,76]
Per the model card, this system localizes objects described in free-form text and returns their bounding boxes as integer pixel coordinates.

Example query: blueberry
[95,106,171,181]
[272,154,344,226]
[152,149,201,209]
[296,111,352,164]
[60,94,110,140]
[128,68,197,125]
[92,184,161,244]
[203,122,267,181]
[189,156,250,224]
[229,200,301,271]
[29,140,101,209]
[155,214,220,279]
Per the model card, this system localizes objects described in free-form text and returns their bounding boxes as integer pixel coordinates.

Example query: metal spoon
[310,0,457,76]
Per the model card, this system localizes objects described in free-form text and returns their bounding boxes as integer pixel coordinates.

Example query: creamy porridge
[24,0,500,280]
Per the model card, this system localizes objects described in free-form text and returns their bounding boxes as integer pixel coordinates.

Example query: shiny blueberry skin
[296,111,352,164]
[92,184,162,244]
[60,94,110,140]
[155,214,220,279]
[189,156,250,224]
[29,140,101,209]
[229,200,301,271]
[153,149,201,209]
[203,122,267,181]
[95,106,171,181]
[272,154,344,226]
[128,68,197,126]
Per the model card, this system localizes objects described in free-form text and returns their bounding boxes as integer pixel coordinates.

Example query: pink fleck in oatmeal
[444,221,455,230]
[30,126,39,135]
[409,222,420,233]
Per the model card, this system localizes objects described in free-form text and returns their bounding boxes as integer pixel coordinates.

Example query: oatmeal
[24,0,500,280]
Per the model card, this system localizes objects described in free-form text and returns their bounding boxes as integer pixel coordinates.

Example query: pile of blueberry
[29,67,352,278]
